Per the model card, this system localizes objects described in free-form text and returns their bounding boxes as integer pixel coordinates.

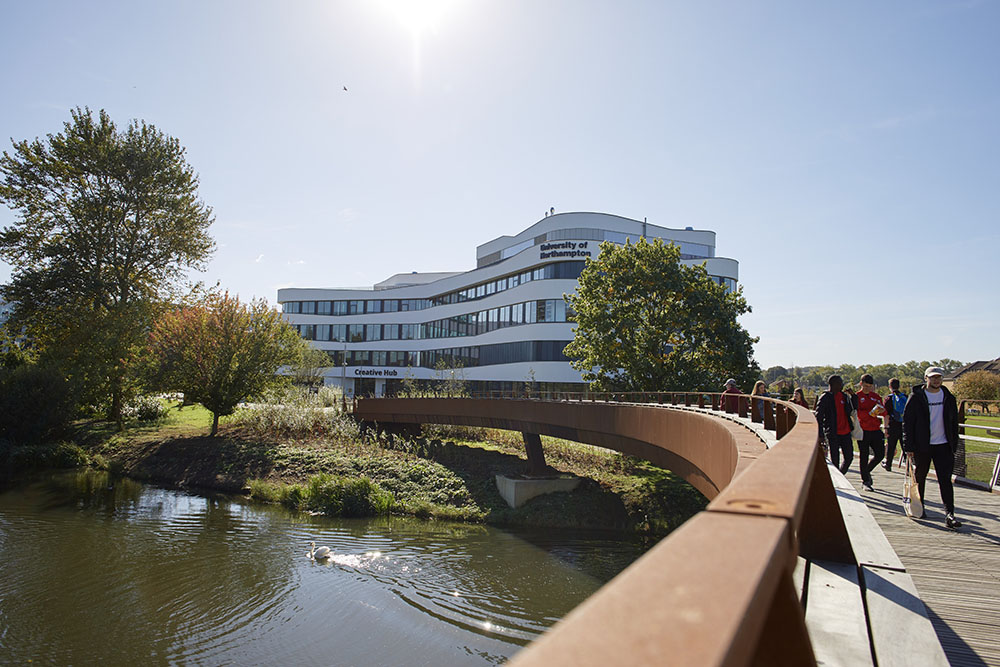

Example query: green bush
[0,441,89,473]
[0,363,77,446]
[122,395,169,422]
[248,473,393,517]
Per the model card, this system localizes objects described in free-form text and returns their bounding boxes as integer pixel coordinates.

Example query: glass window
[366,325,382,341]
[372,351,387,366]
[476,284,485,298]
[499,305,510,326]
[317,301,332,315]
[526,302,537,323]
[333,301,348,315]
[331,324,346,342]
[512,302,523,324]
[384,324,399,340]
[384,300,399,312]
[556,299,566,321]
[317,324,330,341]
[348,324,365,342]
[508,274,519,288]
[284,301,301,314]
[349,300,364,315]
[302,301,316,314]
[367,300,382,313]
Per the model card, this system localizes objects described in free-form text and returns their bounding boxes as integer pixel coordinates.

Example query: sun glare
[377,0,461,36]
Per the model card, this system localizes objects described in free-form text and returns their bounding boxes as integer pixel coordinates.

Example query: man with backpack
[883,378,907,471]
[903,366,962,529]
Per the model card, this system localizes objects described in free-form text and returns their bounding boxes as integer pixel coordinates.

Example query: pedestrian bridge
[355,393,950,666]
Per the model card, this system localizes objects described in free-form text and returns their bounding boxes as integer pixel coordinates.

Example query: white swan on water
[309,541,332,560]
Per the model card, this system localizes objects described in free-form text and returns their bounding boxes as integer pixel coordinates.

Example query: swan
[309,541,333,560]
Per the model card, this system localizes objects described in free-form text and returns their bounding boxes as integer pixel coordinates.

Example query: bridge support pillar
[522,432,550,476]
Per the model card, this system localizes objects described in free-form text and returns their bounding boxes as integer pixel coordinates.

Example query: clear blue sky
[2,0,997,369]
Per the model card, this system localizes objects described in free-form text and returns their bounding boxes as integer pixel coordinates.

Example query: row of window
[293,299,572,342]
[323,340,571,369]
[281,261,586,315]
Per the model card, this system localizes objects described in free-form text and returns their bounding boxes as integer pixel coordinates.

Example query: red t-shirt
[834,393,851,435]
[856,391,883,431]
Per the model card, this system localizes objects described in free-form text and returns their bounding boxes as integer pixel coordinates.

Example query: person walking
[751,380,770,419]
[882,378,907,471]
[903,366,962,528]
[814,375,855,474]
[853,373,886,491]
[722,378,742,412]
[791,388,810,408]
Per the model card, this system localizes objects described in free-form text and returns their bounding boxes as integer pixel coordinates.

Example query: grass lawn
[961,414,1000,484]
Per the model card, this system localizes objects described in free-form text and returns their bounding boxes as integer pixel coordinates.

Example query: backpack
[890,392,907,422]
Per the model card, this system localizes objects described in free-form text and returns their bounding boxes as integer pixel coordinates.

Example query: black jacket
[814,390,855,440]
[902,384,959,453]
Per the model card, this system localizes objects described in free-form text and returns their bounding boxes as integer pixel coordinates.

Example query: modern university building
[278,212,739,398]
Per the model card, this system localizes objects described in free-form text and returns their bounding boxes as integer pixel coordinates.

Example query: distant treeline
[761,359,965,397]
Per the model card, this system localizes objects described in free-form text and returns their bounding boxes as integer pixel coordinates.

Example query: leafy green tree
[294,347,332,388]
[0,108,214,426]
[148,292,305,436]
[954,370,1000,414]
[564,238,759,392]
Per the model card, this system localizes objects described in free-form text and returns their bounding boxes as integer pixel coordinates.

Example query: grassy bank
[64,401,707,535]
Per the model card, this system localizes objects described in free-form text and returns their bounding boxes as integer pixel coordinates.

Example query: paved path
[847,460,1000,667]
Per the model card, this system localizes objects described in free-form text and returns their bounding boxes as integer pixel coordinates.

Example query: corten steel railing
[355,393,856,666]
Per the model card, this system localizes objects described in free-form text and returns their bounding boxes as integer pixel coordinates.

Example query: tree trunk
[211,412,220,437]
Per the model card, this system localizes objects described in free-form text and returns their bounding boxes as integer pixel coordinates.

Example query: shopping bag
[903,456,923,519]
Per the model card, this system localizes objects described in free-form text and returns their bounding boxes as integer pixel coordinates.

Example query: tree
[0,107,214,426]
[294,347,332,388]
[148,292,305,435]
[954,370,1000,414]
[564,238,759,392]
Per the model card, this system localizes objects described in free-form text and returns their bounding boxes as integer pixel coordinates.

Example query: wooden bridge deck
[850,463,1000,667]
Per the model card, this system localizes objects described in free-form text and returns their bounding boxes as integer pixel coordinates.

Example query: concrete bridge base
[495,474,581,509]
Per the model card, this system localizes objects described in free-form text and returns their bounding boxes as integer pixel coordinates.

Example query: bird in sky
[343,86,348,91]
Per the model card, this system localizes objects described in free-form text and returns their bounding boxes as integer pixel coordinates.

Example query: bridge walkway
[850,463,1000,666]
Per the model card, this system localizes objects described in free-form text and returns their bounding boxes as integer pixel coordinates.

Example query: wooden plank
[862,566,950,667]
[831,467,906,571]
[804,559,874,666]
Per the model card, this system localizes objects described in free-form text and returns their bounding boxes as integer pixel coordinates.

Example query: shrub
[248,473,393,517]
[0,363,77,446]
[0,441,89,473]
[232,388,360,442]
[122,395,169,422]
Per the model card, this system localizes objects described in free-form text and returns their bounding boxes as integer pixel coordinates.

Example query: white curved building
[278,212,739,397]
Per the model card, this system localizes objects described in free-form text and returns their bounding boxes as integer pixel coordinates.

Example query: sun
[377,0,461,37]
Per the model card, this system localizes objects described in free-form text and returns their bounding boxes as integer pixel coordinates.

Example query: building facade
[278,212,739,397]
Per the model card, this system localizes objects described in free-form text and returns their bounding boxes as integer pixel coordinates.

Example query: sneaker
[882,462,892,472]
[946,513,962,529]
[863,482,874,492]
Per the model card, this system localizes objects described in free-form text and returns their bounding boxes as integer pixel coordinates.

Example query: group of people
[812,367,961,529]
[724,368,962,528]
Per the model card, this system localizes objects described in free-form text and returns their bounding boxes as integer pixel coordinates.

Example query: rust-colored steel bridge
[354,393,949,667]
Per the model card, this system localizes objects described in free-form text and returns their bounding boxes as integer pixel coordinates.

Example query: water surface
[0,472,648,665]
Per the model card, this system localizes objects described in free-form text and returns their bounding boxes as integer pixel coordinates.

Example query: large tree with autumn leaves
[564,238,759,392]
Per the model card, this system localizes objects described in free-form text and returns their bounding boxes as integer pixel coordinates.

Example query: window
[317,301,332,315]
[384,324,399,340]
[331,324,346,342]
[284,301,301,314]
[367,300,382,313]
[512,302,523,324]
[372,351,387,366]
[349,300,364,315]
[302,301,316,314]
[333,301,348,315]
[301,324,316,340]
[348,324,365,342]
[366,325,382,341]
[384,299,399,312]
[317,324,330,341]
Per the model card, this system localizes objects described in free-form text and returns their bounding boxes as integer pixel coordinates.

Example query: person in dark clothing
[883,377,907,471]
[814,375,855,474]
[903,366,962,528]
[722,378,742,413]
[853,373,886,491]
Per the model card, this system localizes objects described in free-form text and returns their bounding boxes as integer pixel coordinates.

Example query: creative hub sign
[353,368,400,377]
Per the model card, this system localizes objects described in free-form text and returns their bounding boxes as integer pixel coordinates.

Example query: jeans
[913,444,956,514]
[885,421,903,468]
[827,433,853,474]
[858,429,885,485]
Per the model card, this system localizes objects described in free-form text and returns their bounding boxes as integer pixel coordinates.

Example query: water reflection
[0,471,647,665]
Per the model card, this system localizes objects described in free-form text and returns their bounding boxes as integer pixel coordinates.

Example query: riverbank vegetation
[42,391,707,536]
